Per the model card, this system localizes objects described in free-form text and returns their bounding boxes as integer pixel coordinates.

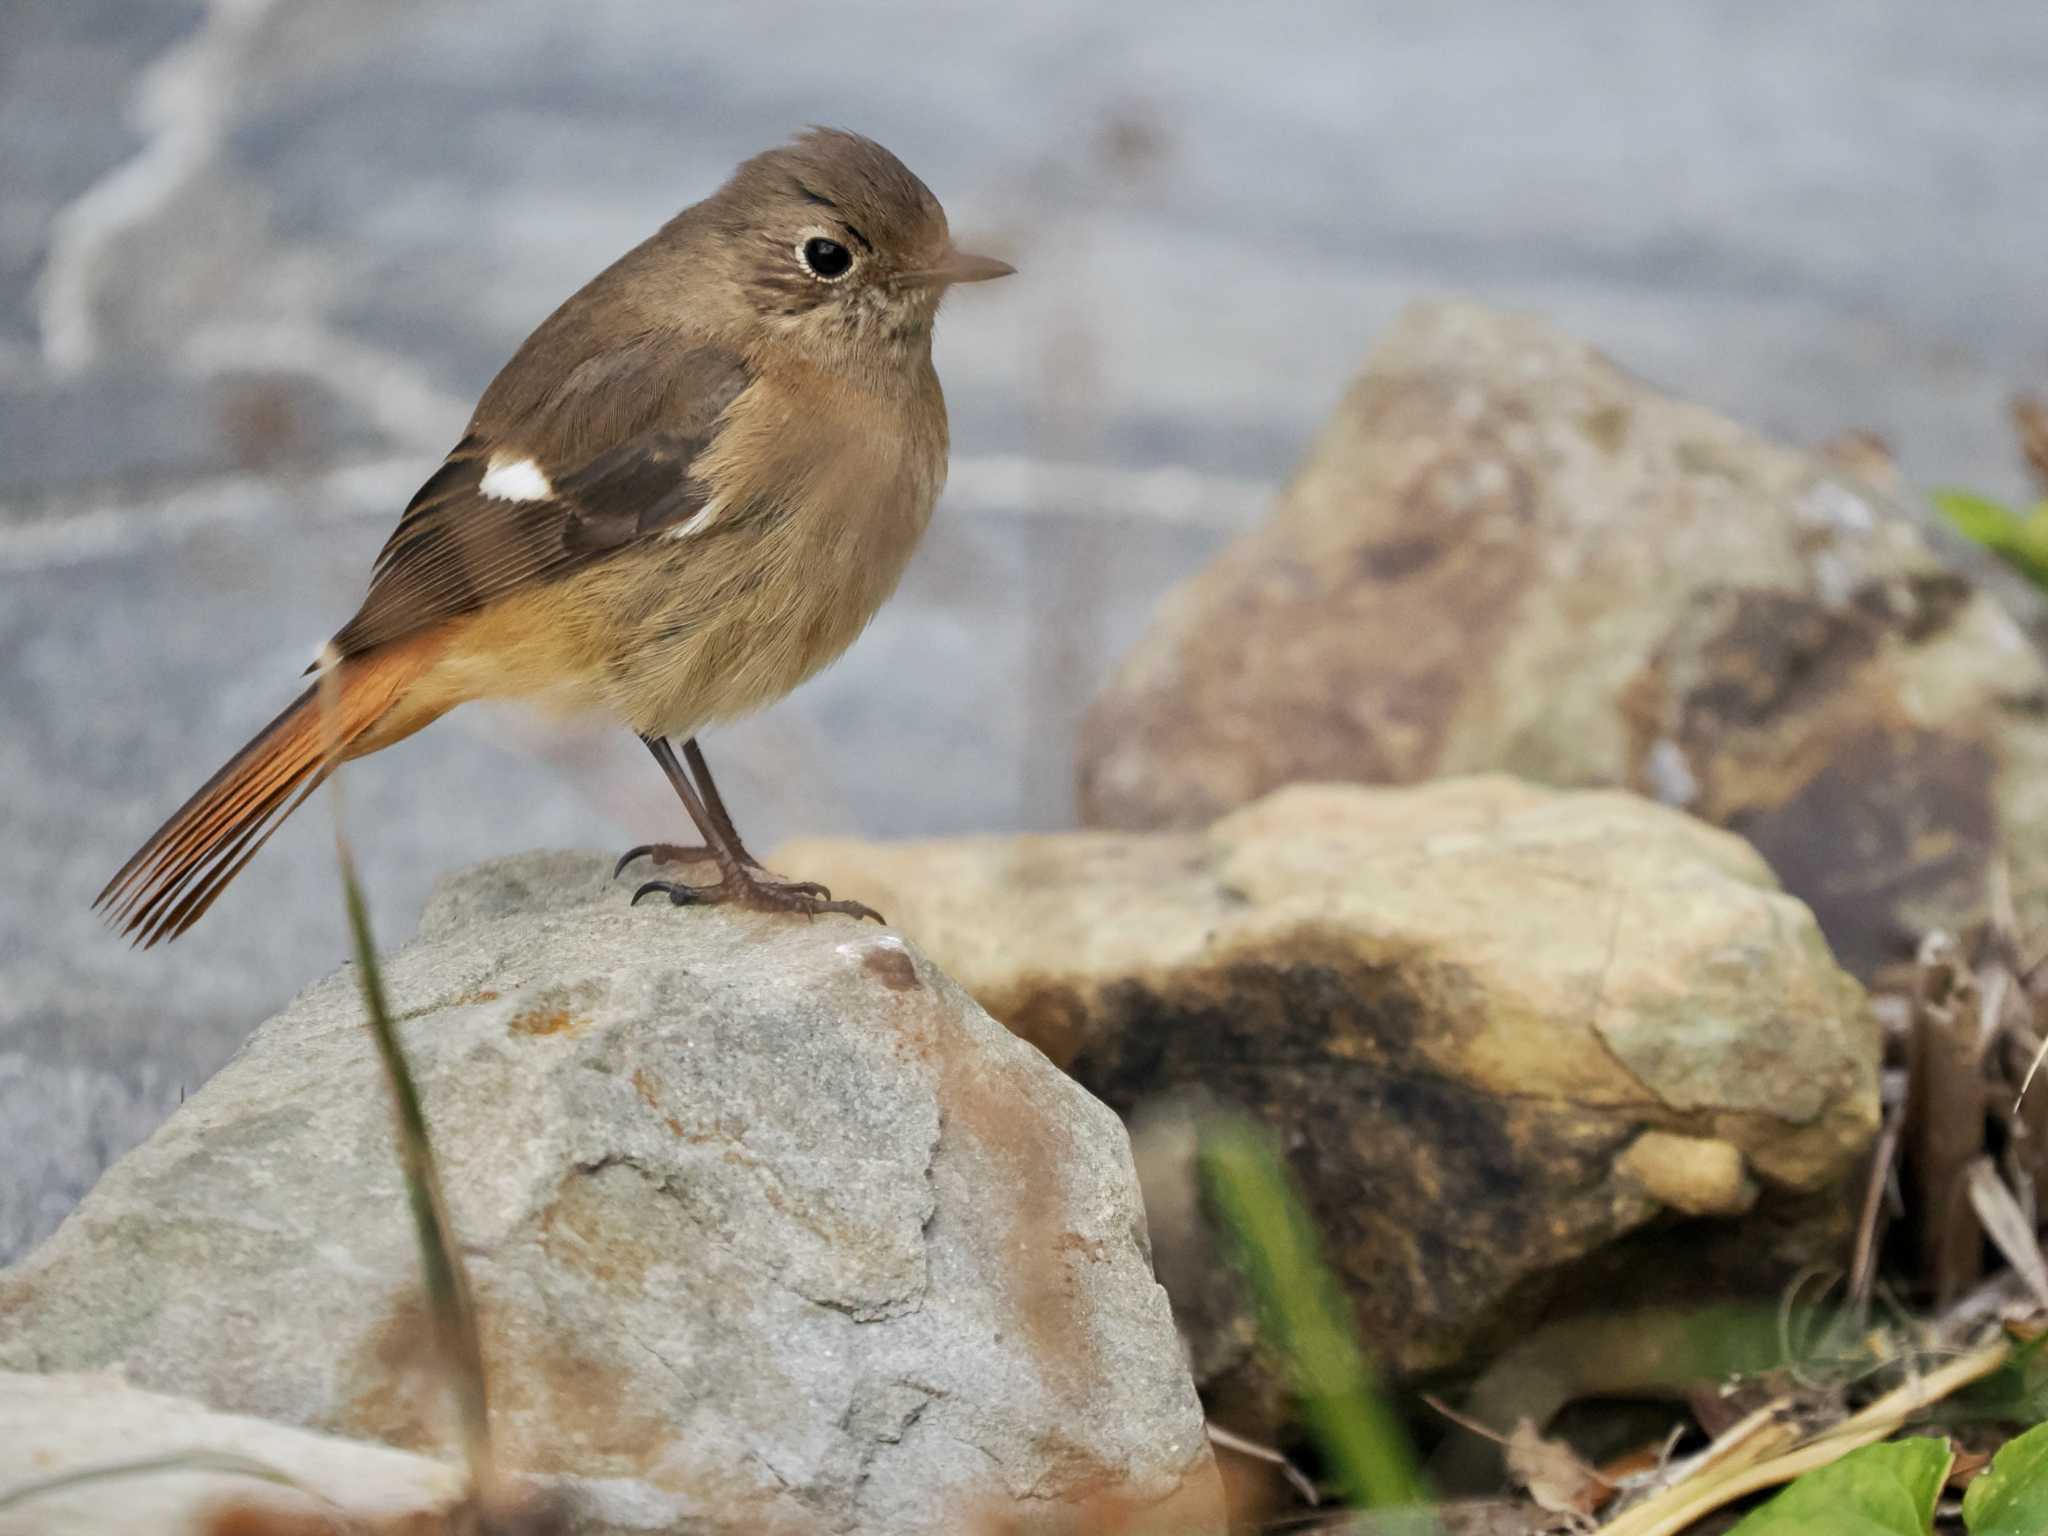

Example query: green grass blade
[337,843,498,1501]
[1199,1114,1433,1518]
[315,655,497,1504]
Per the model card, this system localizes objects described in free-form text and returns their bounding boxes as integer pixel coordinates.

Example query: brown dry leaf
[1948,1444,1994,1490]
[1594,1438,1671,1490]
[1505,1418,1607,1518]
[1965,1156,2048,1310]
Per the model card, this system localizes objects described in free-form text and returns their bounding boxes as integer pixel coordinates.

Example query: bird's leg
[683,737,759,864]
[612,737,762,876]
[624,734,881,922]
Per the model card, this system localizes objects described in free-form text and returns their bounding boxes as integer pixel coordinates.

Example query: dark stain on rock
[1357,534,1443,581]
[1008,936,1634,1378]
[863,945,921,992]
[1673,589,1877,734]
[1850,571,1974,644]
[1628,585,1999,979]
[1580,404,1632,453]
[1730,726,1996,976]
[1060,942,1429,1099]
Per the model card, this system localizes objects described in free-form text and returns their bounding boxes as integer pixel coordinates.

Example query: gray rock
[0,855,1221,1535]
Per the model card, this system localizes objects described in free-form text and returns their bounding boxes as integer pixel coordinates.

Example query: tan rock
[780,777,1880,1388]
[1077,300,2048,978]
[1614,1132,1755,1217]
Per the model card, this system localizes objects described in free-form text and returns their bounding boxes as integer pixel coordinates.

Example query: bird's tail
[96,638,444,946]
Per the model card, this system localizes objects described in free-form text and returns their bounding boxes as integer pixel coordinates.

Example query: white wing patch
[480,454,553,502]
[663,495,725,541]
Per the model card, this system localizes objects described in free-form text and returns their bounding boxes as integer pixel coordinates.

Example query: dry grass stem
[1595,1337,2008,1536]
[1964,1156,2048,1312]
[1207,1422,1322,1506]
[1906,934,1987,1306]
[1849,1107,1904,1317]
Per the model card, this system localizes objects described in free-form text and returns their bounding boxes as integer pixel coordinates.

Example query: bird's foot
[628,866,883,924]
[614,842,763,878]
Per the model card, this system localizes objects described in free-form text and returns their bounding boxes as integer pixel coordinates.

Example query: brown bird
[97,129,1013,945]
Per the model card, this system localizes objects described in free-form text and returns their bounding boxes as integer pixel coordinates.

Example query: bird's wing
[329,340,751,659]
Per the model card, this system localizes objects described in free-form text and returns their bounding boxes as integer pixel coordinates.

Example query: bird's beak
[895,246,1017,288]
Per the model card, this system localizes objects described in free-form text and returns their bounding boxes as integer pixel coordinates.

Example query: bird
[96,128,1014,946]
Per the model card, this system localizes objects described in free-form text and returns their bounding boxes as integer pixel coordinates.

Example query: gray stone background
[2,0,2045,1260]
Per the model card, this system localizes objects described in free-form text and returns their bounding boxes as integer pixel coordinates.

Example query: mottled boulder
[0,855,1220,1536]
[781,778,1880,1396]
[1078,301,2048,978]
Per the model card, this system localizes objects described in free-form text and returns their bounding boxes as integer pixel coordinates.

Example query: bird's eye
[799,236,854,281]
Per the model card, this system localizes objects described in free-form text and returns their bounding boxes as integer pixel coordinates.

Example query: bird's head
[697,128,1013,385]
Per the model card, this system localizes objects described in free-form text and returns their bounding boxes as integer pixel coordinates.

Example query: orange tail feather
[97,638,445,946]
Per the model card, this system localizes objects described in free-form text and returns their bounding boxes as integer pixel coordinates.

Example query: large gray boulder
[1077,301,2048,979]
[0,854,1220,1535]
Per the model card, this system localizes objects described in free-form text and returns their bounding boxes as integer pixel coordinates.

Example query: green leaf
[1933,489,2048,591]
[2012,505,2048,582]
[1953,1333,2048,1425]
[1964,1420,2048,1535]
[1935,489,2025,550]
[1727,1437,1952,1536]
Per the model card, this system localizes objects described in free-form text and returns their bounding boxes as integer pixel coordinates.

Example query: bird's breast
[594,376,947,735]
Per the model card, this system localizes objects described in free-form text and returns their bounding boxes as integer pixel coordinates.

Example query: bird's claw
[631,878,700,907]
[627,872,881,923]
[615,842,716,879]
